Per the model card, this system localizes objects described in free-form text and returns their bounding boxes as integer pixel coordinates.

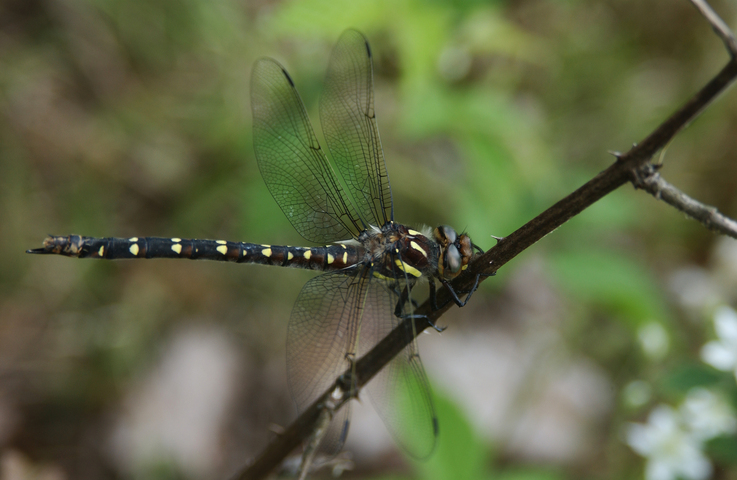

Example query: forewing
[251,58,363,243]
[320,29,393,227]
[358,281,438,458]
[287,269,369,455]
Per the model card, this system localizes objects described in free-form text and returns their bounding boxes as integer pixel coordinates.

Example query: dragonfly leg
[389,284,420,309]
[434,271,495,310]
[393,284,444,332]
[429,280,440,311]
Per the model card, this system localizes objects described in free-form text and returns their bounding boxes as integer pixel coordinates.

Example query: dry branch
[632,163,737,238]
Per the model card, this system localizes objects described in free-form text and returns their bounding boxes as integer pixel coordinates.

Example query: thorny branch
[632,163,737,238]
[230,1,737,479]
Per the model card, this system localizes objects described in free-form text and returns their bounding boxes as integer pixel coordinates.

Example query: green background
[2,0,737,478]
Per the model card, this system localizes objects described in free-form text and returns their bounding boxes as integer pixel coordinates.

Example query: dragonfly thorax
[361,222,474,283]
[362,222,439,281]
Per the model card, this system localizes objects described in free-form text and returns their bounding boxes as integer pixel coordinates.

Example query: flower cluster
[626,388,736,480]
[626,306,737,480]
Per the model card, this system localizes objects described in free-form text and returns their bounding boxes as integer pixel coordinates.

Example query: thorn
[608,150,622,158]
[490,235,505,244]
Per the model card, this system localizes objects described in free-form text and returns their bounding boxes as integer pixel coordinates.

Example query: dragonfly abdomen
[240,243,361,271]
[28,235,362,271]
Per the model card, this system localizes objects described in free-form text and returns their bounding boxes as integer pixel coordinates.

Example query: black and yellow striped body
[35,235,363,272]
[30,221,461,284]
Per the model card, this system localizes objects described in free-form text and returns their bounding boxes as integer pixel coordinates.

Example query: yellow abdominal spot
[129,244,139,256]
[395,259,421,277]
[327,254,335,264]
[216,240,227,245]
[171,244,182,254]
[98,246,104,257]
[342,251,347,263]
[261,248,272,257]
[287,252,294,260]
[304,250,312,260]
[217,245,228,255]
[171,238,181,243]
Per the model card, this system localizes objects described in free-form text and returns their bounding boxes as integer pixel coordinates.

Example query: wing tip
[252,57,295,88]
[281,67,295,87]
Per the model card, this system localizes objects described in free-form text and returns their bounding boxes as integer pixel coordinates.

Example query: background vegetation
[2,0,737,479]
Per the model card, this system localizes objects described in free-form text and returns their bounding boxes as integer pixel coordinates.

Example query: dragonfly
[28,30,487,460]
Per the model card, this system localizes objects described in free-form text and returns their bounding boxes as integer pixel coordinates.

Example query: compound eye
[444,244,462,274]
[438,225,457,243]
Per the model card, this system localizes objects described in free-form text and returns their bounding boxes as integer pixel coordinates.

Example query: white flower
[626,405,712,480]
[701,305,737,380]
[680,387,737,442]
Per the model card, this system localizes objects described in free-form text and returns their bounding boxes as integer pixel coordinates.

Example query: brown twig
[632,163,737,238]
[229,1,737,479]
[690,0,737,57]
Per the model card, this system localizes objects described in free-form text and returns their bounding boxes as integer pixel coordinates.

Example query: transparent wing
[287,269,368,454]
[358,280,438,459]
[320,29,393,227]
[251,58,363,243]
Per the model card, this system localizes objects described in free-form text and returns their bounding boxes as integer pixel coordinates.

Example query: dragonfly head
[433,225,474,280]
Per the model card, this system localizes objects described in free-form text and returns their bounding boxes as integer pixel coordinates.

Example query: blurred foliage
[2,0,737,479]
[412,391,488,480]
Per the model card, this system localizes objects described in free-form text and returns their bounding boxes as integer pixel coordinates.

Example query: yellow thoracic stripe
[395,259,422,277]
[410,240,427,258]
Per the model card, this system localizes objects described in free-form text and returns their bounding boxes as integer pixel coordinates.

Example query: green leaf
[705,435,737,465]
[412,389,489,480]
[548,248,670,329]
[660,362,726,395]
